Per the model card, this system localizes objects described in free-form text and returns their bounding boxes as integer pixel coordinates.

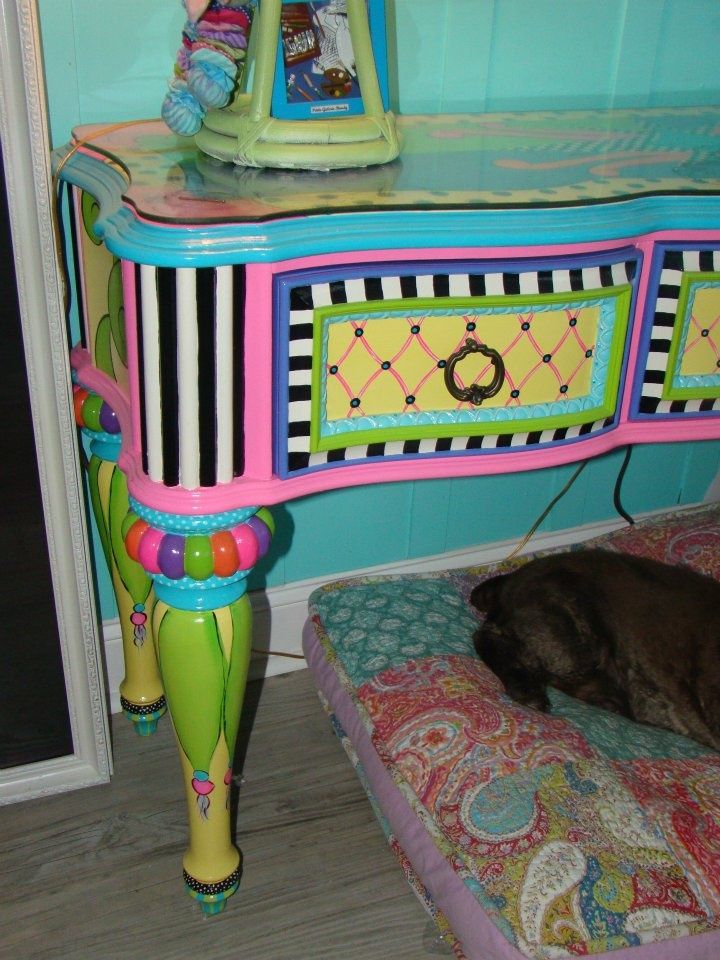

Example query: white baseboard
[102,503,702,715]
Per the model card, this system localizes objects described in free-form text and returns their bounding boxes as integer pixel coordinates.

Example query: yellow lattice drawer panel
[278,255,638,475]
[637,247,720,416]
[324,300,600,420]
[674,281,720,378]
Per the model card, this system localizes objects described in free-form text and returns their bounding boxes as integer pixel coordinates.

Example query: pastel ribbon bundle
[162,0,256,136]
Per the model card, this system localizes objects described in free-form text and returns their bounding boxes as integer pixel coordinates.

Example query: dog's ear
[470,573,508,612]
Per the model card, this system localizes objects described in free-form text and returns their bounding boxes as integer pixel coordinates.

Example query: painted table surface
[72,107,720,226]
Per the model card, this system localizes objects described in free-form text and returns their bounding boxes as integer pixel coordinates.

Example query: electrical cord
[503,444,636,563]
[503,459,589,561]
[613,445,635,525]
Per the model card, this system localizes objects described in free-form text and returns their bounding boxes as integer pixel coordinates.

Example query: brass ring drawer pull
[443,339,505,406]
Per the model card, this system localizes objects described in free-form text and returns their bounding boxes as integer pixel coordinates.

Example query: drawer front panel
[636,246,720,418]
[319,294,619,450]
[275,255,638,477]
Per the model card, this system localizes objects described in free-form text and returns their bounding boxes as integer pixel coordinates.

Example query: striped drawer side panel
[278,255,638,477]
[638,247,720,417]
[133,263,245,488]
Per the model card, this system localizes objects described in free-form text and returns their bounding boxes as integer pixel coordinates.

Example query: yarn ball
[187,46,237,109]
[161,78,206,136]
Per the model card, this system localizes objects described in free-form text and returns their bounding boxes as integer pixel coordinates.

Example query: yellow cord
[502,459,589,562]
[250,648,305,660]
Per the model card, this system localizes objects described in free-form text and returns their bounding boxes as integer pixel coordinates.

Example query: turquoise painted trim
[313,289,629,450]
[57,154,720,267]
[665,276,720,398]
[128,497,260,534]
[82,427,121,462]
[187,883,240,915]
[153,571,249,611]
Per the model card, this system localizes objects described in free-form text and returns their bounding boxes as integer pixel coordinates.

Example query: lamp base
[195,94,400,170]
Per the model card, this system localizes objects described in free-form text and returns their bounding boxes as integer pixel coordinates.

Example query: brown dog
[471,549,720,749]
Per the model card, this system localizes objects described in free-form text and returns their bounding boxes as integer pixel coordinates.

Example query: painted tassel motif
[155,595,252,820]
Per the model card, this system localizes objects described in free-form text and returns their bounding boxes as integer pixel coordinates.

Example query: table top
[70,107,720,226]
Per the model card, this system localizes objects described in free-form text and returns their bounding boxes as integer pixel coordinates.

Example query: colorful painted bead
[125,518,150,559]
[185,534,215,581]
[81,394,104,432]
[158,533,186,580]
[211,530,239,578]
[246,514,271,558]
[73,386,89,425]
[137,525,165,575]
[230,522,259,570]
[99,402,121,434]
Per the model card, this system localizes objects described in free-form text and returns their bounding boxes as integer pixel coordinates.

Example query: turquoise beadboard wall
[38,0,720,618]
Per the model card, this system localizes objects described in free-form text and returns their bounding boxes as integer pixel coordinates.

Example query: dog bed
[303,503,720,959]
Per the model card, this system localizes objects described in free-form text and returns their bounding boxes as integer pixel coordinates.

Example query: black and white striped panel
[287,417,617,474]
[639,247,720,416]
[284,258,636,476]
[134,264,245,488]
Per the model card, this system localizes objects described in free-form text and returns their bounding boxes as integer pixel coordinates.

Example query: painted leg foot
[121,694,167,736]
[184,864,242,916]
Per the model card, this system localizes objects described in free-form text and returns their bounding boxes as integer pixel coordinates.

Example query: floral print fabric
[309,505,720,958]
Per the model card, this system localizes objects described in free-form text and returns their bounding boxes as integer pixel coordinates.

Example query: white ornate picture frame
[0,0,111,803]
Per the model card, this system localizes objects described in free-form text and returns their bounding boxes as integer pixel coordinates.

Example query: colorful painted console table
[58,107,720,914]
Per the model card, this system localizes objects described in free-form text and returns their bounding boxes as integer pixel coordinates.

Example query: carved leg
[153,596,251,914]
[74,385,166,735]
[124,504,274,914]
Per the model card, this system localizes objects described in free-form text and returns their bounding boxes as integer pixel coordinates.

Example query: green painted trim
[310,287,632,451]
[663,272,720,401]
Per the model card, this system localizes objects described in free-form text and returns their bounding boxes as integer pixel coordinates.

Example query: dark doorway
[0,147,73,767]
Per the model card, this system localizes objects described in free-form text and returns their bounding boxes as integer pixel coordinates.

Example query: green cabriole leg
[74,382,166,733]
[152,593,252,915]
[87,454,166,734]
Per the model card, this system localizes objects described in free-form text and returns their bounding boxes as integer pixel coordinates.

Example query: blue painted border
[631,241,720,420]
[58,152,720,267]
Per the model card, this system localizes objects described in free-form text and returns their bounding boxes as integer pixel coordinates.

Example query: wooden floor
[0,669,453,960]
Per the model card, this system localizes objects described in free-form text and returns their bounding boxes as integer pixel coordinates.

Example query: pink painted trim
[649,229,720,243]
[267,241,629,275]
[264,231,720,276]
[71,345,133,445]
[118,418,720,515]
[242,263,275,479]
[620,236,654,422]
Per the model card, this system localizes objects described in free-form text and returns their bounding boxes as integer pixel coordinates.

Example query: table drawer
[275,253,639,476]
[636,245,720,419]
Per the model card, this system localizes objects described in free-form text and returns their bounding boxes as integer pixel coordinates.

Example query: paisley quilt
[305,504,720,960]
